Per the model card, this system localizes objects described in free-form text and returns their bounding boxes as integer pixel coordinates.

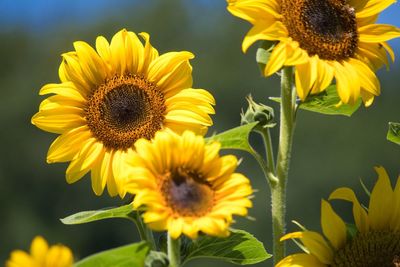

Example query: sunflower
[32,29,215,196]
[116,130,253,239]
[6,236,73,267]
[277,166,400,267]
[227,0,400,106]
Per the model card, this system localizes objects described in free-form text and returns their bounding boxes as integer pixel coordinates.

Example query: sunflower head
[227,0,400,106]
[6,236,73,267]
[116,130,253,239]
[31,29,215,196]
[277,166,400,267]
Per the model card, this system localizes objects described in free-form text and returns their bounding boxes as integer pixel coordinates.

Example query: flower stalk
[270,66,296,263]
[168,234,181,267]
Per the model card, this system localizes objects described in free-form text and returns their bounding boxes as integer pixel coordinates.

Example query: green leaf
[387,122,400,145]
[145,251,169,267]
[256,40,276,74]
[182,229,271,266]
[271,85,361,116]
[61,204,134,225]
[74,242,151,267]
[206,122,258,154]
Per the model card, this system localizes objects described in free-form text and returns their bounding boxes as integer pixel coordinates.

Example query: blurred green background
[1,0,399,266]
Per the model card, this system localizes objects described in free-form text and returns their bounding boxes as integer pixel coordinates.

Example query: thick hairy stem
[168,234,181,267]
[271,66,296,264]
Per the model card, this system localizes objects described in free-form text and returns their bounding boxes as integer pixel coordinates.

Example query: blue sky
[0,0,399,47]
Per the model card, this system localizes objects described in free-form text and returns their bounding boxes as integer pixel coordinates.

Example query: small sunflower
[6,236,73,267]
[116,130,253,239]
[277,166,400,267]
[227,0,400,106]
[32,29,215,196]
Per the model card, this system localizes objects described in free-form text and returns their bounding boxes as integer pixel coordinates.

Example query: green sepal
[346,223,358,239]
[145,251,169,267]
[181,229,271,266]
[256,40,276,75]
[73,241,151,267]
[206,122,258,154]
[271,85,362,116]
[60,204,134,225]
[387,122,400,145]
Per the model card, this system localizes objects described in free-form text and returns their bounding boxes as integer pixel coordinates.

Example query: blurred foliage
[1,1,399,266]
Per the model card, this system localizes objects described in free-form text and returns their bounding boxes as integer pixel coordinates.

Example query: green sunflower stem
[129,211,157,250]
[271,66,296,264]
[167,234,181,267]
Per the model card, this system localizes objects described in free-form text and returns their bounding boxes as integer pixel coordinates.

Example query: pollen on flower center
[332,231,400,267]
[161,167,214,217]
[281,0,358,60]
[86,75,166,150]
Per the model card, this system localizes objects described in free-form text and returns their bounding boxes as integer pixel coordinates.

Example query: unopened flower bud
[241,95,276,131]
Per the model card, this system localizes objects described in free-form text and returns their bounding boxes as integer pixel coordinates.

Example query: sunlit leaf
[61,204,134,225]
[271,85,361,116]
[74,242,150,267]
[387,122,400,145]
[206,122,258,154]
[181,229,271,266]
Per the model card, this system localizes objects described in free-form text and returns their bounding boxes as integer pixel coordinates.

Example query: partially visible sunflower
[116,130,253,239]
[227,0,400,106]
[277,166,400,267]
[6,236,73,267]
[32,29,215,196]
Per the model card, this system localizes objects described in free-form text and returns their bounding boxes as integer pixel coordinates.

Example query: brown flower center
[281,0,358,60]
[332,231,400,267]
[161,167,214,217]
[86,75,166,150]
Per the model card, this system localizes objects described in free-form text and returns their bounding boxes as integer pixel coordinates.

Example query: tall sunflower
[116,130,253,239]
[227,0,400,106]
[6,236,73,267]
[32,29,215,196]
[277,166,400,267]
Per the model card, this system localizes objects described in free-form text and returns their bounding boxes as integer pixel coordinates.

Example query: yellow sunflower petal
[73,41,107,85]
[6,251,35,267]
[31,109,86,134]
[265,41,287,76]
[295,58,317,100]
[165,88,215,114]
[95,36,112,72]
[357,42,390,70]
[368,166,394,230]
[125,31,143,75]
[276,253,327,267]
[60,52,93,93]
[47,126,91,163]
[321,200,347,250]
[332,61,360,105]
[243,21,287,53]
[349,58,380,96]
[329,187,369,232]
[30,236,48,261]
[138,32,159,73]
[391,176,400,231]
[359,24,400,43]
[227,0,281,24]
[109,29,128,75]
[356,0,396,18]
[65,139,103,183]
[39,82,86,101]
[280,231,333,264]
[168,218,184,239]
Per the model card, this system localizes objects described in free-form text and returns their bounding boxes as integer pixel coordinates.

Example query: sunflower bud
[241,95,276,131]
